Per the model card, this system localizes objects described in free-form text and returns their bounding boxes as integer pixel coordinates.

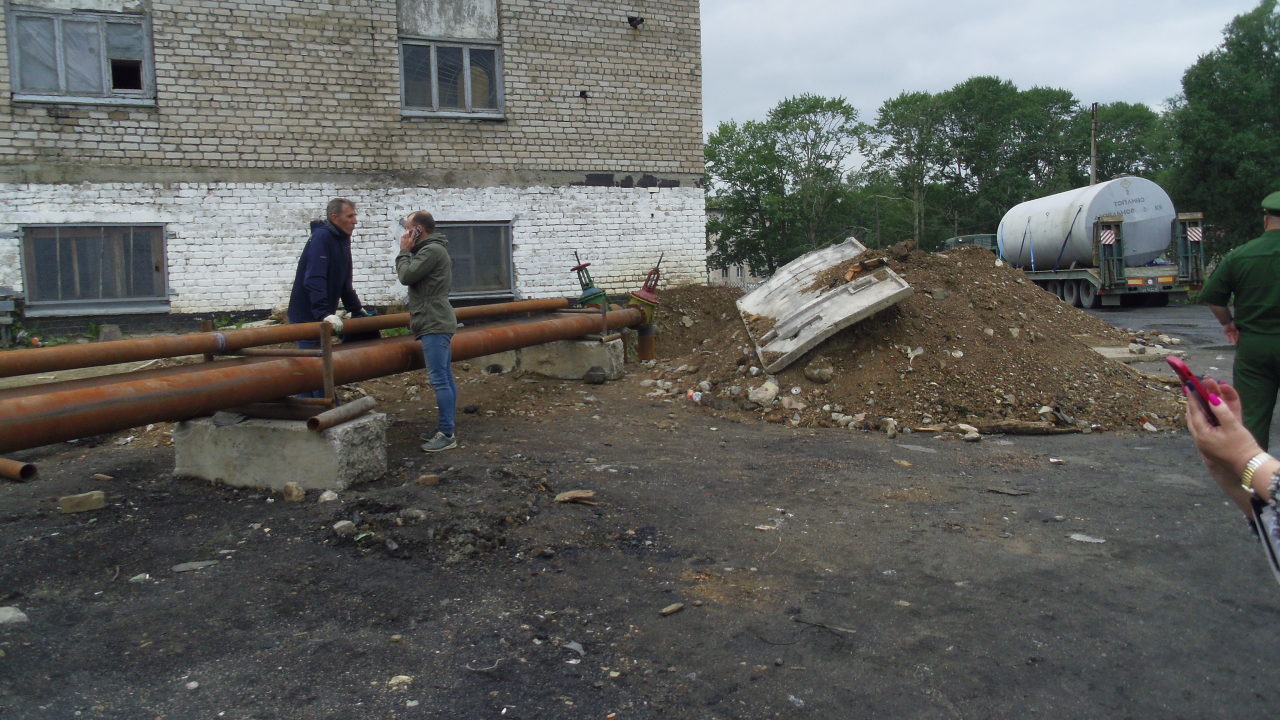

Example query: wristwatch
[1240,452,1272,492]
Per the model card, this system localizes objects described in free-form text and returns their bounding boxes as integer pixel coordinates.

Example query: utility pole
[1090,102,1098,186]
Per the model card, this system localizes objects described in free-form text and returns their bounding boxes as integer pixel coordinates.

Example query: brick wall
[0,0,706,315]
[0,183,706,313]
[0,0,703,180]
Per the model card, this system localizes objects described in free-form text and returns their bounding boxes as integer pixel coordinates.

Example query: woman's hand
[1186,379,1258,472]
[1186,377,1275,510]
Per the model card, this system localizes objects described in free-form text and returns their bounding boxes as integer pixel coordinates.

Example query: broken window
[8,7,153,102]
[439,222,513,298]
[21,225,168,314]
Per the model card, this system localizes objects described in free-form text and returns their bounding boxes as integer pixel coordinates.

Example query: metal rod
[0,298,571,379]
[201,319,214,362]
[0,457,37,481]
[223,403,318,421]
[321,325,336,405]
[636,323,656,361]
[307,396,378,432]
[0,307,643,454]
[226,348,324,358]
[287,397,333,407]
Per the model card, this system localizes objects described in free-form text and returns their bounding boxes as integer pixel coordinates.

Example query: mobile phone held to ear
[413,227,422,240]
[1167,356,1219,426]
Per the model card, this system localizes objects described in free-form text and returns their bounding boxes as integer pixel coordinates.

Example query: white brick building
[0,0,705,321]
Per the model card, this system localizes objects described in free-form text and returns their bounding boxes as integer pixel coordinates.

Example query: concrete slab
[1088,344,1177,363]
[174,412,388,491]
[472,349,518,374]
[517,338,624,380]
[737,238,913,374]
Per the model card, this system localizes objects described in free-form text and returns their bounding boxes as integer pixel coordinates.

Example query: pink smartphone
[1167,356,1219,426]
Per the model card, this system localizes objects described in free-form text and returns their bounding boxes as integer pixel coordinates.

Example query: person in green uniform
[1200,190,1280,449]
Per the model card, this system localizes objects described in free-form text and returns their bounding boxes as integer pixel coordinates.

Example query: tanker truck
[989,177,1205,307]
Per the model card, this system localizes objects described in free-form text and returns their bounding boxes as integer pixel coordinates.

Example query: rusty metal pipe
[0,298,570,379]
[307,396,378,432]
[0,307,642,454]
[227,348,324,357]
[0,457,37,481]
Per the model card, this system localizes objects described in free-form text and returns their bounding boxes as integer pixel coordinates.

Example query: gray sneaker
[420,432,457,453]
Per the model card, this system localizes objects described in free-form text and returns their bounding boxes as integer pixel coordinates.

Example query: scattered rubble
[649,245,1186,434]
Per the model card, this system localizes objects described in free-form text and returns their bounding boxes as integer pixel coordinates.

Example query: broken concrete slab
[737,238,913,374]
[174,412,388,491]
[1087,344,1177,364]
[58,490,106,514]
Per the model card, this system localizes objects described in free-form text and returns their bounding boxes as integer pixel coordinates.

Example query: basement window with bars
[441,222,513,299]
[401,40,503,118]
[8,7,154,104]
[21,225,169,316]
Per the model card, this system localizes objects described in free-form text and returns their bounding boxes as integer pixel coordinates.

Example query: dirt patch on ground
[646,245,1184,435]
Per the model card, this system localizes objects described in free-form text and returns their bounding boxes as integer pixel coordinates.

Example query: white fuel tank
[997,177,1175,269]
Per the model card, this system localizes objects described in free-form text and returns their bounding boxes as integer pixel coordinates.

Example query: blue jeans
[419,334,457,437]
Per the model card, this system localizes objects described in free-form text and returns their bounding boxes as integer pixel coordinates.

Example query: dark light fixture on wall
[627,16,644,29]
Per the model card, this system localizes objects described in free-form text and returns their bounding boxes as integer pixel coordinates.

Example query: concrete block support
[174,413,389,491]
[471,349,518,374]
[516,338,624,380]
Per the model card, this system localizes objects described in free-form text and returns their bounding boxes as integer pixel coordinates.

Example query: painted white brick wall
[0,183,707,313]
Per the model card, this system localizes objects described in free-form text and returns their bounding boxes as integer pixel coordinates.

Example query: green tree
[935,78,1083,236]
[1073,101,1171,182]
[705,118,787,275]
[705,94,868,273]
[869,91,946,245]
[1165,0,1280,255]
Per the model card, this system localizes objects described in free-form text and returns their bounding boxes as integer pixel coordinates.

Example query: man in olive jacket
[396,211,459,452]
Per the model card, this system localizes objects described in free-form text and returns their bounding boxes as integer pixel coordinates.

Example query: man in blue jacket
[287,198,370,397]
[287,198,368,328]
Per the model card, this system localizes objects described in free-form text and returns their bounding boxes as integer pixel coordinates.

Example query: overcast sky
[700,0,1261,136]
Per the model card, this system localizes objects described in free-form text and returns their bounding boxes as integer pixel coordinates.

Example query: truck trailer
[988,177,1205,307]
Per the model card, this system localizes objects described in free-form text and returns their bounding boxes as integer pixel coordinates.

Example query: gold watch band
[1241,452,1272,492]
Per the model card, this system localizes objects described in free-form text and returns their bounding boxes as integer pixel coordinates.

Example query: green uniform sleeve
[1199,253,1233,307]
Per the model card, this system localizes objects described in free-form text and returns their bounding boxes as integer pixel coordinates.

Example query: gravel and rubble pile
[646,245,1188,434]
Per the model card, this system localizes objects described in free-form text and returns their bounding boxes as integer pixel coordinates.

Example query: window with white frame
[401,40,502,116]
[22,225,168,314]
[8,7,154,103]
[440,222,512,298]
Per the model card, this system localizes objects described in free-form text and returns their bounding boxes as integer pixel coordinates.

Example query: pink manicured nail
[1209,394,1222,406]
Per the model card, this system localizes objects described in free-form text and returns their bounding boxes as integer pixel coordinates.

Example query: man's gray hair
[326,198,354,219]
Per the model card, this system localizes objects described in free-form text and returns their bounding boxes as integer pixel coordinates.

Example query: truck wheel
[1078,280,1100,308]
[1045,280,1062,300]
[1063,279,1081,307]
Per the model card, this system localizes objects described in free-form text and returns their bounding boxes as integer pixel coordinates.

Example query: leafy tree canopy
[705,94,868,274]
[1166,0,1280,256]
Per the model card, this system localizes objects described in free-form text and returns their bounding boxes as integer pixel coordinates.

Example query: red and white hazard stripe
[1187,226,1203,243]
[1100,228,1116,245]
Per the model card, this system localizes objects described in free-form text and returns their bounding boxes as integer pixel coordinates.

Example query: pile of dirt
[647,245,1186,433]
